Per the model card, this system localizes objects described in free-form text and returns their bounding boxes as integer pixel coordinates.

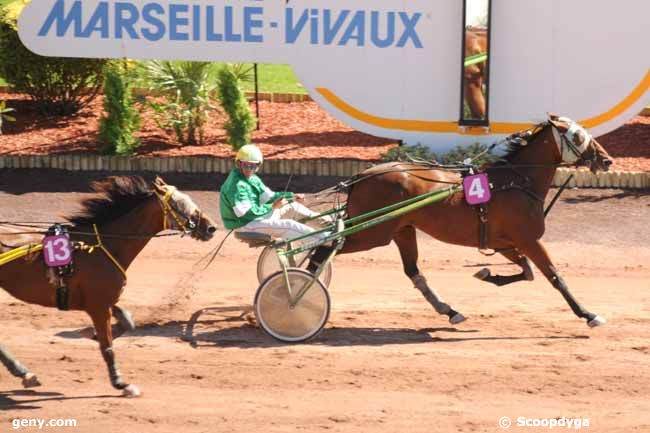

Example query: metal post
[254,63,260,130]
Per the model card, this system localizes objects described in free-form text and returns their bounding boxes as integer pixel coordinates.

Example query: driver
[219,144,331,244]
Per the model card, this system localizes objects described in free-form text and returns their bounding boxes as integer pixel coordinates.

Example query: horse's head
[152,176,217,241]
[548,114,613,173]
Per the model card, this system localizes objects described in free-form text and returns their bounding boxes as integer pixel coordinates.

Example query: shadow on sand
[0,389,119,411]
[93,305,591,350]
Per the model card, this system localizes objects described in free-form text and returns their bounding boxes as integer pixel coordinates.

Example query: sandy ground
[1,174,650,433]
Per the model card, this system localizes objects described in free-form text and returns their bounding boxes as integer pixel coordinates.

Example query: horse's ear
[152,176,167,194]
[549,117,569,132]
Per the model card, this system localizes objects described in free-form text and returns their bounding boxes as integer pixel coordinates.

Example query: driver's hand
[272,198,286,209]
[294,194,305,203]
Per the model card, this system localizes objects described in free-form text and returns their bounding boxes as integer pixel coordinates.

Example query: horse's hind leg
[90,307,141,397]
[111,305,135,338]
[518,240,605,328]
[79,305,135,340]
[393,226,466,325]
[0,344,41,388]
[474,249,534,286]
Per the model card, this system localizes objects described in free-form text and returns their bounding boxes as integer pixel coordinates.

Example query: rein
[0,187,197,277]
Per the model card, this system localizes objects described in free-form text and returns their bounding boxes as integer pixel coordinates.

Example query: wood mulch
[0,92,648,171]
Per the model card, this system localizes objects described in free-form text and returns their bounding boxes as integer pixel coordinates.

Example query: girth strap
[477,204,489,251]
[56,284,69,311]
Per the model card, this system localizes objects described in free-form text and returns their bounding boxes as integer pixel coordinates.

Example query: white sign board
[18,0,650,150]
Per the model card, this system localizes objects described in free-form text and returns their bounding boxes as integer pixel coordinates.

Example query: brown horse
[0,176,216,396]
[328,115,612,327]
[464,29,488,119]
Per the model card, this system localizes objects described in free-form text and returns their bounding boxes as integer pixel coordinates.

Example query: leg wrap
[0,345,29,378]
[103,347,126,390]
[411,274,451,315]
[307,245,333,273]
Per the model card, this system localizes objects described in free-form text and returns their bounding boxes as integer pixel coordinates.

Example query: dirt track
[1,171,649,433]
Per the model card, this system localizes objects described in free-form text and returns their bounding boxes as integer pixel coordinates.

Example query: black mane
[488,121,549,165]
[66,176,153,226]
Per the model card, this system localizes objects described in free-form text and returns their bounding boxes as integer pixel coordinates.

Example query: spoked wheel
[254,268,331,343]
[257,245,333,287]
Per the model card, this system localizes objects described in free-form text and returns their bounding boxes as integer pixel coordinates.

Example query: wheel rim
[257,246,332,287]
[255,270,330,342]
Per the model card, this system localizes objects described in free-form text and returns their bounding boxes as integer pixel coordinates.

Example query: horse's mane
[66,176,153,226]
[488,121,549,166]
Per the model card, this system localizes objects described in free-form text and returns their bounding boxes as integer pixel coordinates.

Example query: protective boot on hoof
[122,384,141,398]
[587,315,606,328]
[448,311,467,325]
[22,373,41,388]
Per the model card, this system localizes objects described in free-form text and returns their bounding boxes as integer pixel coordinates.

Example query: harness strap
[477,204,489,252]
[88,224,127,282]
[56,284,69,311]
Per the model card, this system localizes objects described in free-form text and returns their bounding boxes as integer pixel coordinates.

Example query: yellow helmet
[235,144,263,164]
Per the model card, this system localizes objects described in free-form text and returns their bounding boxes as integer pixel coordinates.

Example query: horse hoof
[449,313,467,325]
[22,373,42,388]
[473,268,491,280]
[122,384,141,398]
[587,315,606,328]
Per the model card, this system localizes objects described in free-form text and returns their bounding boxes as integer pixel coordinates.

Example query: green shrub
[99,62,141,155]
[382,142,496,166]
[0,0,107,115]
[439,143,496,166]
[0,100,16,134]
[217,64,256,151]
[381,143,438,162]
[144,60,218,145]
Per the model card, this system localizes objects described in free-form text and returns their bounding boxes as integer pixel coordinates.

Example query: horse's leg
[473,249,534,286]
[111,305,135,338]
[393,226,466,325]
[518,240,605,327]
[464,80,486,119]
[307,245,335,274]
[79,305,136,340]
[0,344,41,388]
[90,308,141,397]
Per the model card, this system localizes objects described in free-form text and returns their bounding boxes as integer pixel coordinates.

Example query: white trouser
[237,202,328,242]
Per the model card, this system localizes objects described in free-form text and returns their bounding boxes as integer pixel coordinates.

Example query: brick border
[0,155,648,189]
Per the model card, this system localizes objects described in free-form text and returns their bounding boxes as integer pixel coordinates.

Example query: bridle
[550,120,597,168]
[154,187,202,236]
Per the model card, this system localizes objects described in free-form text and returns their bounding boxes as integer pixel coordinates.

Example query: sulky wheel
[254,268,331,343]
[256,245,332,287]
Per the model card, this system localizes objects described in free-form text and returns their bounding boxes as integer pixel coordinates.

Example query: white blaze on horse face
[170,189,199,222]
[551,117,591,163]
